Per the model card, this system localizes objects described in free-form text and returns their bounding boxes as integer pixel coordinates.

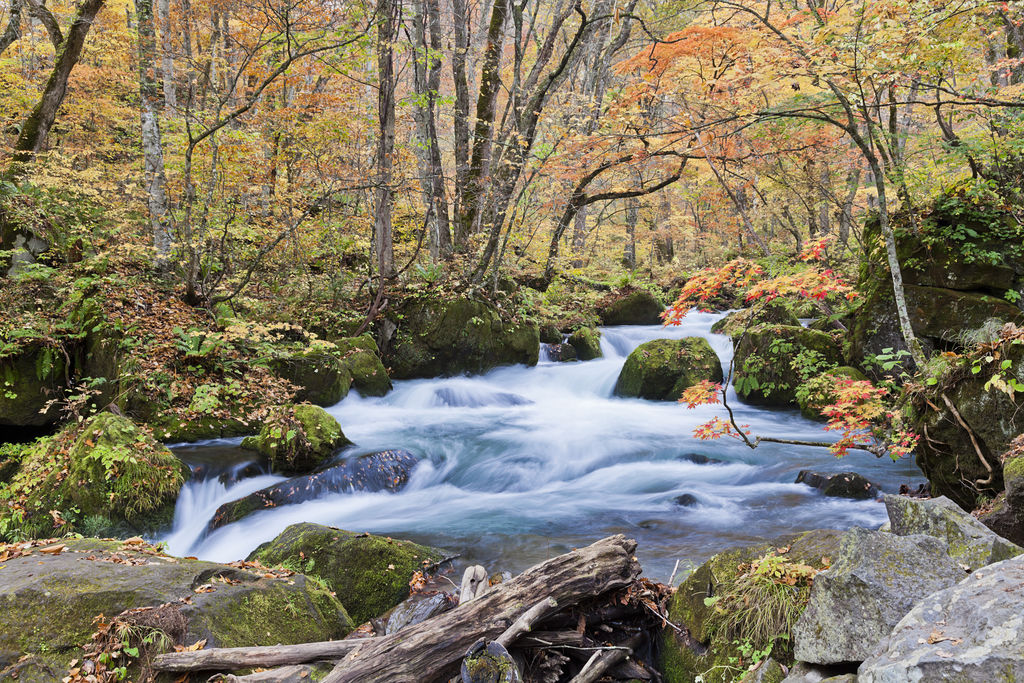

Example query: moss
[734,325,842,407]
[0,341,68,427]
[614,338,723,400]
[270,349,351,406]
[598,288,665,326]
[568,327,602,360]
[711,301,800,338]
[334,335,392,396]
[249,522,444,624]
[242,403,351,474]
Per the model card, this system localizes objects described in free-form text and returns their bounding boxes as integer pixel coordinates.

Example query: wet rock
[796,471,880,500]
[614,337,723,401]
[241,403,352,475]
[248,522,444,624]
[334,334,392,397]
[433,387,532,408]
[597,288,665,326]
[547,343,578,362]
[384,297,539,379]
[673,493,700,507]
[678,452,723,465]
[857,554,1024,683]
[792,528,967,665]
[883,494,1021,570]
[568,326,602,360]
[733,325,842,407]
[539,324,562,344]
[208,449,419,531]
[712,300,801,338]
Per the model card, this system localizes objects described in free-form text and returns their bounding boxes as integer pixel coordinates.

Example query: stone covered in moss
[539,324,562,344]
[335,334,392,396]
[979,451,1024,545]
[884,494,1021,570]
[597,288,665,326]
[270,348,351,406]
[711,300,801,338]
[385,297,539,379]
[614,338,722,401]
[0,538,352,674]
[660,529,843,683]
[733,325,842,407]
[2,413,189,538]
[248,522,444,624]
[568,327,602,360]
[242,403,352,474]
[796,366,868,420]
[0,341,67,427]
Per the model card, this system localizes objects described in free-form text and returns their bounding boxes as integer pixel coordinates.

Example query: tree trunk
[157,0,175,109]
[450,0,471,250]
[623,197,638,268]
[372,0,397,278]
[0,0,23,57]
[136,0,173,268]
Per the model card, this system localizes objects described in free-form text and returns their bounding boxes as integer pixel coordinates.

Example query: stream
[162,311,923,580]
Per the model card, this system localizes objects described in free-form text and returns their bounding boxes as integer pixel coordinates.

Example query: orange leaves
[678,380,722,408]
[663,258,764,324]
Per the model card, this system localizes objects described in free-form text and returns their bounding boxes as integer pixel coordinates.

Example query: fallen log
[154,640,366,672]
[322,535,640,683]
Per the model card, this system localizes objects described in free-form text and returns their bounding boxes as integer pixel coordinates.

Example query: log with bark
[153,535,670,683]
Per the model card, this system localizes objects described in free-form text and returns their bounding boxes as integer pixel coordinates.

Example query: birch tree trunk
[157,0,175,109]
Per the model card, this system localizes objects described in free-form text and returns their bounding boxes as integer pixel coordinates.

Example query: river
[162,311,923,580]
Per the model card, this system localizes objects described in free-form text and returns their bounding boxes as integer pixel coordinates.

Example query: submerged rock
[597,288,665,326]
[792,528,967,665]
[614,337,723,401]
[0,538,352,679]
[241,403,352,475]
[248,522,444,625]
[796,470,880,500]
[568,327,602,360]
[857,553,1024,682]
[207,449,419,531]
[883,494,1021,570]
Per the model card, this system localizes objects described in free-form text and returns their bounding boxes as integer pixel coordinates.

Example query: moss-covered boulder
[248,522,444,624]
[0,538,352,679]
[568,327,602,360]
[979,444,1024,545]
[660,529,843,683]
[241,404,352,474]
[733,325,842,407]
[208,449,419,531]
[597,288,665,326]
[795,366,868,420]
[270,348,351,406]
[384,297,539,379]
[548,342,578,362]
[335,334,392,396]
[0,342,67,427]
[614,338,723,401]
[1,413,189,539]
[711,300,801,338]
[539,324,562,344]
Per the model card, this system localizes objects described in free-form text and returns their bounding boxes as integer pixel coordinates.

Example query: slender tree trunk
[623,197,638,268]
[372,0,397,278]
[136,0,173,268]
[450,0,471,249]
[158,0,175,109]
[0,0,23,57]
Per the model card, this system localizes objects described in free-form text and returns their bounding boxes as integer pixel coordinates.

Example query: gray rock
[884,494,1022,570]
[793,528,967,664]
[781,662,832,682]
[741,657,786,683]
[796,471,880,500]
[858,554,1024,683]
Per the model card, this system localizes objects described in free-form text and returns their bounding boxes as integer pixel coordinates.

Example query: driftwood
[322,535,639,683]
[155,536,653,683]
[459,564,490,604]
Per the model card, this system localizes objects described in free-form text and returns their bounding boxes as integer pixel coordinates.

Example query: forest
[1,0,1024,681]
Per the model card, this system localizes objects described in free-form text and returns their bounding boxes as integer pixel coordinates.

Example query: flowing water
[163,311,923,580]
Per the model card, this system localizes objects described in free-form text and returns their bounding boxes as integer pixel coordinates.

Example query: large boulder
[248,522,444,624]
[792,528,967,665]
[383,297,539,379]
[568,327,602,360]
[614,338,723,401]
[2,413,189,539]
[0,538,352,681]
[795,470,880,500]
[208,449,419,531]
[884,494,1021,570]
[661,529,843,683]
[979,444,1024,545]
[858,553,1024,682]
[733,325,842,407]
[241,403,353,475]
[269,348,351,406]
[334,334,392,396]
[0,341,67,427]
[597,288,665,326]
[711,300,801,338]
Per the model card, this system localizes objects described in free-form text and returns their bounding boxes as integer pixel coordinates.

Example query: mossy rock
[334,335,392,396]
[2,413,189,539]
[796,366,867,420]
[384,297,539,379]
[0,538,352,670]
[270,348,352,406]
[615,338,722,401]
[150,414,252,443]
[733,325,842,407]
[248,522,444,624]
[0,442,26,484]
[241,404,352,475]
[661,529,843,683]
[539,324,563,344]
[568,327,602,360]
[597,288,665,326]
[711,300,800,338]
[0,342,67,427]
